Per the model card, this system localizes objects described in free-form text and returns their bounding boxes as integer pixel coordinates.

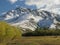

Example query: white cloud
[25,0,60,9]
[25,0,60,14]
[8,0,18,4]
[25,0,42,8]
[54,0,60,4]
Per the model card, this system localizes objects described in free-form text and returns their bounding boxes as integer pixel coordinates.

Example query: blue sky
[0,0,37,15]
[0,0,60,15]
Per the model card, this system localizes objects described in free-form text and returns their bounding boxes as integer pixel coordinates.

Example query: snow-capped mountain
[0,7,60,30]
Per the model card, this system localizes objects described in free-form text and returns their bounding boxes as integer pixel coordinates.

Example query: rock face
[0,7,60,30]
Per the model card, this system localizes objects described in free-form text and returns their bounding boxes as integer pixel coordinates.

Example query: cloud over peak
[8,0,18,4]
[25,0,60,9]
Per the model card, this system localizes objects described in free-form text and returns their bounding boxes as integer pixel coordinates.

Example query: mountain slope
[0,7,60,30]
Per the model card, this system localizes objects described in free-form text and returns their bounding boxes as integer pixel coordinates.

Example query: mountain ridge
[0,7,60,30]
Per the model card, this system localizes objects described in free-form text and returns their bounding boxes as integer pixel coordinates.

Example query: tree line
[22,27,60,36]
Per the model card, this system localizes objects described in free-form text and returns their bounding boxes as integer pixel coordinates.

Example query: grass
[2,36,60,45]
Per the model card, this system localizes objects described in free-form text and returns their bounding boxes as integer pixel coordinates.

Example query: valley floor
[1,36,60,45]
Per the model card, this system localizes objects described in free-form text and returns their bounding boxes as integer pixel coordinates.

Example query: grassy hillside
[0,21,21,45]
